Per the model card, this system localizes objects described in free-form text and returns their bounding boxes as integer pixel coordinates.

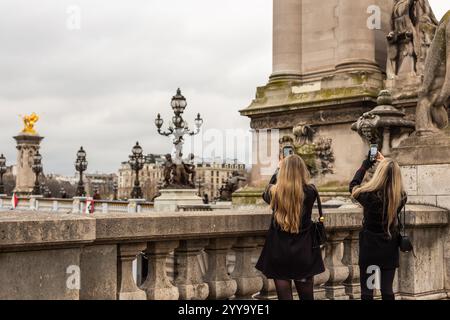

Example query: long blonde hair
[270,155,310,234]
[352,158,405,234]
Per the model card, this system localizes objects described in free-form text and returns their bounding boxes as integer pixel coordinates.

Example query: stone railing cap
[0,211,96,250]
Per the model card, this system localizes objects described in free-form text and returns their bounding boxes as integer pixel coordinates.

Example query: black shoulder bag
[312,186,327,249]
[398,205,415,257]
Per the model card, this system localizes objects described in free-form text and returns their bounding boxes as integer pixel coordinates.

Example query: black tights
[274,277,314,300]
[360,267,396,300]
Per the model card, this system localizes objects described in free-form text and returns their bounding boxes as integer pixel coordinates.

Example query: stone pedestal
[397,205,448,300]
[392,133,450,211]
[392,132,450,299]
[153,189,203,212]
[13,133,44,195]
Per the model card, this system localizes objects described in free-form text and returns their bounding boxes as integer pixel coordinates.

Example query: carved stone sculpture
[279,124,335,177]
[415,11,450,135]
[162,154,175,187]
[293,123,315,145]
[218,171,246,202]
[182,153,196,188]
[162,153,197,189]
[315,138,335,175]
[387,0,438,79]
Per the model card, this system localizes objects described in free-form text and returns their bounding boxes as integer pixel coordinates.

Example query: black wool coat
[255,172,325,280]
[349,160,407,269]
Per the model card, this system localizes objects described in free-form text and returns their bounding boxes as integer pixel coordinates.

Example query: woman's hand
[376,152,385,162]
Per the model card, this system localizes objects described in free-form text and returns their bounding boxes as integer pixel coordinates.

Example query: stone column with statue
[392,11,450,298]
[390,11,450,213]
[13,113,44,195]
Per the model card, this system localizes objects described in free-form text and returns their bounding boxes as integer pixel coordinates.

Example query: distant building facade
[47,172,117,199]
[118,155,246,201]
[118,154,165,201]
[83,173,117,199]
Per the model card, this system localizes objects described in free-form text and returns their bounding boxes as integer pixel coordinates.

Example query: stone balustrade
[0,195,153,214]
[0,196,230,214]
[0,205,448,300]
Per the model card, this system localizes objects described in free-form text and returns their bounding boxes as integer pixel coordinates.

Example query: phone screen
[370,145,378,160]
[283,147,294,158]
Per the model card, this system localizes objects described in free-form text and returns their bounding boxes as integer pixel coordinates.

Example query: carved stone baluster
[231,237,263,299]
[314,245,330,300]
[393,269,400,300]
[325,231,350,300]
[174,239,210,300]
[254,236,276,300]
[143,241,180,300]
[204,238,237,300]
[343,230,361,300]
[117,243,147,300]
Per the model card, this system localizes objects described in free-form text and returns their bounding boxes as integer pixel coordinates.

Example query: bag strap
[397,201,407,236]
[402,205,407,236]
[312,185,324,219]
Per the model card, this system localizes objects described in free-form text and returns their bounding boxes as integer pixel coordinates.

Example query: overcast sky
[0,1,449,175]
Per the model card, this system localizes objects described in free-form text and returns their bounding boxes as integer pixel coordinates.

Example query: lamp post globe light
[75,147,88,197]
[129,142,145,199]
[0,154,7,195]
[31,151,43,196]
[155,88,203,166]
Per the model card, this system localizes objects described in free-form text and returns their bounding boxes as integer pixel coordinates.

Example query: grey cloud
[0,0,271,175]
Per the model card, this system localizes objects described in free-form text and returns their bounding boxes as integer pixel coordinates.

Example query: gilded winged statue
[21,113,40,135]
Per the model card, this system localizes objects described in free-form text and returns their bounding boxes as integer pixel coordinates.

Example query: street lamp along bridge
[155,88,203,189]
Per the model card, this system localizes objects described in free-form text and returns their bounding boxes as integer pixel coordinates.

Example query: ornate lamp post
[129,142,145,199]
[31,151,43,196]
[43,185,52,198]
[112,181,118,201]
[0,154,7,195]
[60,187,67,199]
[75,147,88,197]
[155,88,203,165]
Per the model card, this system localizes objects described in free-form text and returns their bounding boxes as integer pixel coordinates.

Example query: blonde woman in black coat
[256,154,325,300]
[350,152,407,300]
